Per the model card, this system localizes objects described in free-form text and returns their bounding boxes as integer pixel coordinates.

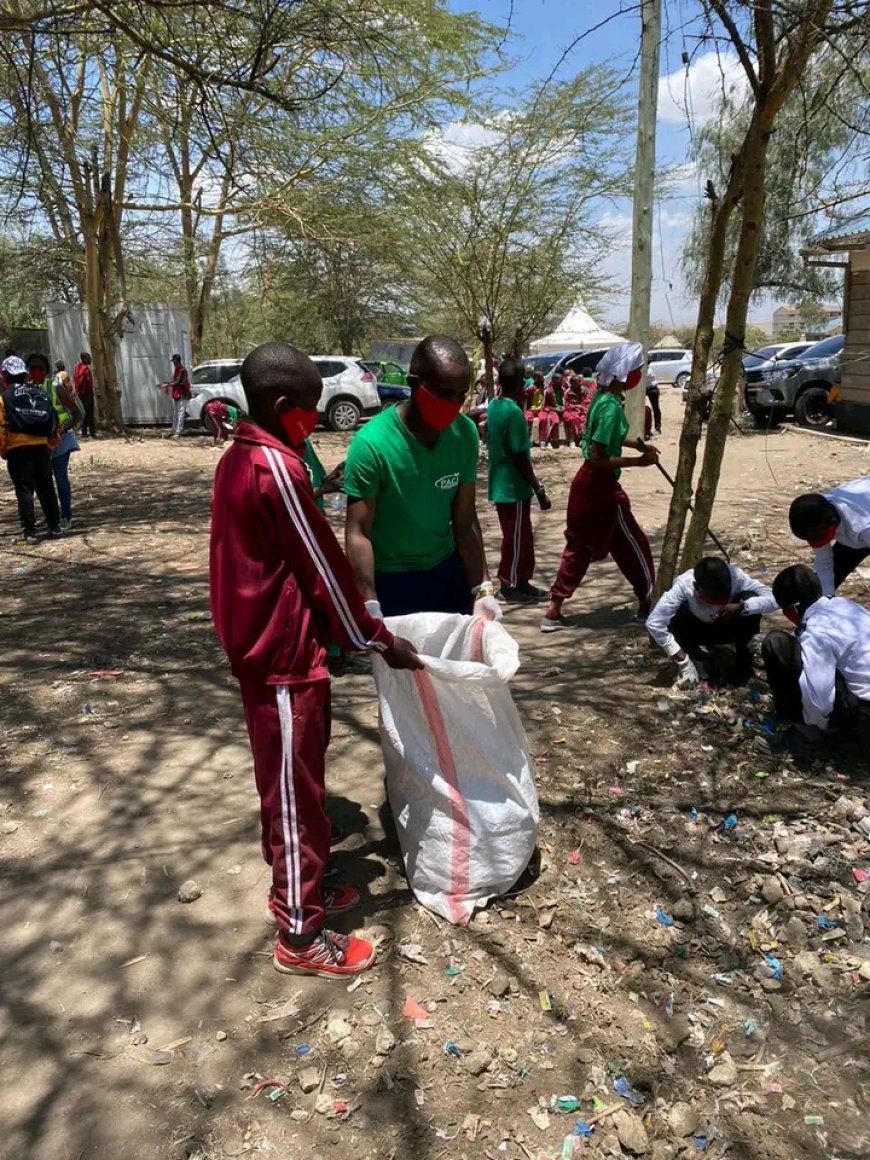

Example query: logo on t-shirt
[434,473,460,491]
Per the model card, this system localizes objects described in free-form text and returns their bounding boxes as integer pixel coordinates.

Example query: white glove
[473,595,503,622]
[365,599,384,620]
[674,656,700,688]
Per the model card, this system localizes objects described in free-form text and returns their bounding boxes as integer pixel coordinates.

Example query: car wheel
[674,372,690,390]
[327,398,361,432]
[794,387,832,429]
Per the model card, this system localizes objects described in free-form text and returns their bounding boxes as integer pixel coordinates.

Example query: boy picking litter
[789,476,870,596]
[646,556,778,687]
[210,342,422,978]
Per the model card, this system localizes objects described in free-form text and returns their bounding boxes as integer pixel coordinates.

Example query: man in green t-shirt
[487,358,552,602]
[344,335,499,619]
[541,341,659,633]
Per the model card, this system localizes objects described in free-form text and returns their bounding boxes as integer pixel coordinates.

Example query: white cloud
[657,50,749,126]
[597,210,632,235]
[423,118,502,173]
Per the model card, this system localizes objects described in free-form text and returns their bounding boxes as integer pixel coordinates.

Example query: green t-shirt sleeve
[458,416,480,485]
[344,433,381,499]
[506,404,530,454]
[588,397,622,450]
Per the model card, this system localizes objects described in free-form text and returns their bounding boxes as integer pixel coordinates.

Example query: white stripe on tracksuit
[276,685,303,934]
[509,501,522,589]
[616,504,653,600]
[261,445,385,652]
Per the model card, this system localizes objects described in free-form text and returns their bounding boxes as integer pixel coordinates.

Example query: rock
[782,916,807,947]
[1,820,19,835]
[463,1047,493,1075]
[668,1101,698,1138]
[659,1015,690,1053]
[375,1027,396,1056]
[49,940,64,953]
[326,1017,352,1044]
[290,1109,308,1122]
[299,1066,320,1093]
[708,1052,738,1086]
[314,1093,333,1115]
[527,1106,550,1131]
[761,877,784,905]
[614,1109,649,1154]
[488,970,511,997]
[215,1030,227,1042]
[177,879,203,904]
[576,1047,596,1064]
[672,898,695,922]
[453,1036,476,1054]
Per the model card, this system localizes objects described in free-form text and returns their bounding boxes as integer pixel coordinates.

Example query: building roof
[807,209,870,252]
[529,300,624,354]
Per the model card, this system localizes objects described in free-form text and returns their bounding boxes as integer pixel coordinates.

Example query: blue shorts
[375,551,473,617]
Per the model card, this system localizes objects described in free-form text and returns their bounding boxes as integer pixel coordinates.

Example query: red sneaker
[273,930,376,978]
[265,884,359,926]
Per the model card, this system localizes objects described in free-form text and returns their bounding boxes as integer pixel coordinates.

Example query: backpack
[2,382,58,438]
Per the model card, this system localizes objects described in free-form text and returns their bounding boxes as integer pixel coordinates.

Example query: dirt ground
[1,390,869,1160]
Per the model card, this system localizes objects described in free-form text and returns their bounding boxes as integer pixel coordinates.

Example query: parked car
[185,360,247,427]
[190,359,244,389]
[648,348,692,388]
[186,354,381,432]
[539,348,611,384]
[743,334,844,427]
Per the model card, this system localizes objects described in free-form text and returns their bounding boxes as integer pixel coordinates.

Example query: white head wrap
[596,341,644,387]
[2,356,27,377]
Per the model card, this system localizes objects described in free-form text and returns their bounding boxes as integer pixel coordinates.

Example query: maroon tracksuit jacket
[210,421,394,935]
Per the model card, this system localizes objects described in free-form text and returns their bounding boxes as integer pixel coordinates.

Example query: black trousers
[833,542,870,589]
[762,629,870,740]
[669,602,760,682]
[7,444,61,533]
[80,393,96,437]
[647,389,661,431]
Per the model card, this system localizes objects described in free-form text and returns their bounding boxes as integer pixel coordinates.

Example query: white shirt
[798,597,870,728]
[647,567,778,657]
[814,477,870,596]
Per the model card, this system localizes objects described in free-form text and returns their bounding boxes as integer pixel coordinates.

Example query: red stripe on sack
[470,619,485,664]
[413,670,471,925]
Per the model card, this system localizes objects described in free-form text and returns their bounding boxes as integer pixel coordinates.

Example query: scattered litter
[295,1044,311,1056]
[816,916,837,930]
[397,943,428,965]
[804,1115,825,1127]
[539,990,553,1012]
[444,1040,463,1057]
[613,1076,646,1107]
[722,814,738,831]
[554,1096,581,1113]
[655,908,674,926]
[121,954,148,968]
[568,849,581,865]
[609,786,625,796]
[402,997,429,1021]
[89,670,124,679]
[764,954,783,981]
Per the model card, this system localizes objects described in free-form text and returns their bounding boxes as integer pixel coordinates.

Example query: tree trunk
[680,123,772,565]
[482,331,494,399]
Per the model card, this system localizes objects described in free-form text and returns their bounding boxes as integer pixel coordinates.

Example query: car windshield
[799,335,844,361]
[524,354,561,375]
[743,345,782,369]
[192,366,218,385]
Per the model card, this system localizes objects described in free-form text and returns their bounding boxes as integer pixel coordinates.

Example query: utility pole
[624,0,662,439]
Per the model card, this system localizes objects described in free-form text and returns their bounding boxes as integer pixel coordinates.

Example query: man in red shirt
[168,353,190,438]
[74,352,96,437]
[210,341,421,978]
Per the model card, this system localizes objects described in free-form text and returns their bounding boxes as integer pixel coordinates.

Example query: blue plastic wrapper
[722,813,738,830]
[572,1121,593,1138]
[655,909,675,926]
[613,1076,646,1107]
[764,954,783,980]
[443,1040,462,1057]
[816,915,837,930]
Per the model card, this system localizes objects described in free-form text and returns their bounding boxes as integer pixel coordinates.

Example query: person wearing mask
[344,335,499,619]
[788,478,870,596]
[49,362,85,529]
[74,352,97,437]
[210,342,421,978]
[761,564,870,756]
[647,556,778,687]
[541,342,659,632]
[0,356,62,542]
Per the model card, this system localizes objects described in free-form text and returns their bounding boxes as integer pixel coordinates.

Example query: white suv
[185,354,380,432]
[648,348,692,387]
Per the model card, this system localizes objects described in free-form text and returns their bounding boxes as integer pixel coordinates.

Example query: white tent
[529,301,624,354]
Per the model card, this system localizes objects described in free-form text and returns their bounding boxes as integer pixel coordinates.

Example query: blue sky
[448,0,771,330]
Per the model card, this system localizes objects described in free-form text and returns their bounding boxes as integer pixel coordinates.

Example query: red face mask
[415,385,462,432]
[784,605,801,627]
[624,367,643,391]
[696,590,730,607]
[279,406,318,447]
[807,525,837,548]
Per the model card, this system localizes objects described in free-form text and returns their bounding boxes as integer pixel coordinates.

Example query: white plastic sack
[373,612,539,925]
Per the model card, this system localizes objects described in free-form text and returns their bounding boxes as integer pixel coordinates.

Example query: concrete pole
[624,0,662,439]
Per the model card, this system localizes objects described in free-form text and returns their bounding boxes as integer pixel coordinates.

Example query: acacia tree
[658,0,870,591]
[394,69,631,393]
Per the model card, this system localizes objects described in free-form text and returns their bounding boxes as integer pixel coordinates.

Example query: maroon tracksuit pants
[496,499,535,588]
[240,680,331,936]
[550,462,655,604]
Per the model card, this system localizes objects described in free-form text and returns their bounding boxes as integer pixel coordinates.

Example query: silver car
[647,348,692,387]
[186,354,381,432]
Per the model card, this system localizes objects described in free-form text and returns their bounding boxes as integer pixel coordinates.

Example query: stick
[654,461,730,559]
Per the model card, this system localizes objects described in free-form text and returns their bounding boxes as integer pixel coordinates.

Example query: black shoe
[500,584,541,603]
[756,724,826,758]
[23,531,40,545]
[48,529,64,540]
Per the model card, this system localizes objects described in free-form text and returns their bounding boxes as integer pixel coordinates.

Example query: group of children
[208,335,870,984]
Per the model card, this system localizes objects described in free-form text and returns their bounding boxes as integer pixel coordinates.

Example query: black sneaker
[756,724,826,758]
[501,584,542,603]
[23,531,40,545]
[48,529,64,540]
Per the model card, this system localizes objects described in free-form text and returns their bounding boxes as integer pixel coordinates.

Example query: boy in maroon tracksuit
[210,342,421,978]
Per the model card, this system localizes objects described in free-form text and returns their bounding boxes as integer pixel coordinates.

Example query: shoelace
[312,930,348,964]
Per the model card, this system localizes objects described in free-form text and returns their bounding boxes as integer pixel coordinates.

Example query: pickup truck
[743,334,843,428]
